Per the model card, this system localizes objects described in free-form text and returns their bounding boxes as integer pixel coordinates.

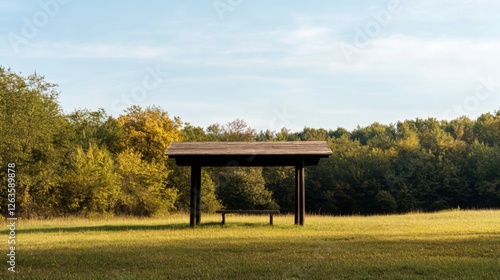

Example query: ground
[1,210,499,279]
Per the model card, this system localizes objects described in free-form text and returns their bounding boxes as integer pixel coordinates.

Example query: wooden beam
[295,164,300,225]
[299,160,305,226]
[172,155,323,167]
[166,141,332,167]
[190,166,196,227]
[166,141,333,156]
[195,165,201,225]
[190,165,201,227]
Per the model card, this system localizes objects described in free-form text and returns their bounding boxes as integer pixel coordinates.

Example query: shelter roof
[165,141,332,167]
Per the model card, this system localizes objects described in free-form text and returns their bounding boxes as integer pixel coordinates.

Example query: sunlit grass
[2,210,499,279]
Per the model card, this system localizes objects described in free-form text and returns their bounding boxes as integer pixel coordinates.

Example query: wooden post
[195,165,202,225]
[190,165,196,227]
[270,213,274,225]
[295,161,305,226]
[295,164,301,225]
[299,160,305,226]
[190,165,201,227]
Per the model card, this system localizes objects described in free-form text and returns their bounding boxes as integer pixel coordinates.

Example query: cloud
[11,23,499,99]
[3,41,173,60]
[338,35,500,82]
[403,0,499,22]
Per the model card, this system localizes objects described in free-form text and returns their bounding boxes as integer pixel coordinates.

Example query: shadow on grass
[5,221,277,234]
[4,235,500,280]
[6,223,189,234]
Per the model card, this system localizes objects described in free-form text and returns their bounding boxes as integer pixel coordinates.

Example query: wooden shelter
[165,141,332,227]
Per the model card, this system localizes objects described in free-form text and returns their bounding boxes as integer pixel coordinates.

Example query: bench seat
[216,210,280,225]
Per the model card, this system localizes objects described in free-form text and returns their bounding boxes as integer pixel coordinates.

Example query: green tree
[298,127,328,141]
[331,127,351,139]
[181,123,209,142]
[61,146,119,214]
[446,116,476,144]
[216,167,278,210]
[263,166,295,212]
[0,67,68,217]
[255,129,276,141]
[67,108,122,153]
[207,119,256,142]
[351,122,395,149]
[464,143,500,208]
[167,165,222,213]
[474,112,500,146]
[115,149,178,216]
[276,127,299,141]
[374,190,398,214]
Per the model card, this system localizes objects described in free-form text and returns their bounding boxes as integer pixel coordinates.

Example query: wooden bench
[216,210,280,225]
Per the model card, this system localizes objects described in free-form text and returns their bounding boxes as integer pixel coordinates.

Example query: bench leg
[270,214,274,225]
[222,213,226,225]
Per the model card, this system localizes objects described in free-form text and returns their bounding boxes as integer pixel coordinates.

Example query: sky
[1,0,500,132]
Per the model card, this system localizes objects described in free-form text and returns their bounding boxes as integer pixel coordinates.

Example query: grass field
[1,210,499,279]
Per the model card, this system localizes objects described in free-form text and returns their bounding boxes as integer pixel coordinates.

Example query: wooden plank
[215,210,280,214]
[166,141,332,167]
[215,210,279,225]
[165,141,333,156]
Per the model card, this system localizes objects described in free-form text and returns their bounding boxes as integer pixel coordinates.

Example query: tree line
[1,67,499,217]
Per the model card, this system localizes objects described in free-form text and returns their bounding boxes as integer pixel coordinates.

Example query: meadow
[1,210,499,279]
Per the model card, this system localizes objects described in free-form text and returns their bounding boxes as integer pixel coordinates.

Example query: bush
[216,167,278,210]
[374,190,398,214]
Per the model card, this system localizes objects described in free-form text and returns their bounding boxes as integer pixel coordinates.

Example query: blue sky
[2,0,500,132]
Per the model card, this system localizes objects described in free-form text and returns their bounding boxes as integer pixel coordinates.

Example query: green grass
[2,210,500,279]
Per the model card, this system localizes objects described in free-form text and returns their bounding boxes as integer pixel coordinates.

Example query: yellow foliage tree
[117,105,182,162]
